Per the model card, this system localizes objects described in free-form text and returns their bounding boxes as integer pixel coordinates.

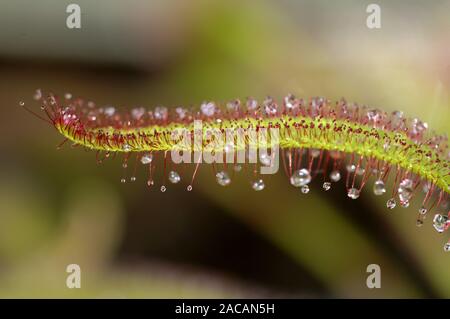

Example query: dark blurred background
[0,0,449,298]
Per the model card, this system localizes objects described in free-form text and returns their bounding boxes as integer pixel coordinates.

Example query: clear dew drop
[216,171,231,186]
[252,179,265,191]
[301,185,310,194]
[323,182,331,191]
[400,200,410,208]
[122,144,132,152]
[346,164,356,173]
[160,185,166,192]
[416,217,424,227]
[233,165,242,172]
[373,180,386,196]
[175,107,187,120]
[310,149,320,158]
[422,182,431,193]
[432,214,448,233]
[330,170,341,182]
[263,96,278,115]
[290,169,311,187]
[104,106,116,117]
[154,106,168,121]
[131,107,145,120]
[259,153,272,166]
[226,99,241,112]
[200,101,216,117]
[246,97,258,110]
[398,178,413,202]
[140,153,153,165]
[356,167,365,176]
[33,89,42,100]
[168,171,181,184]
[347,188,360,199]
[419,206,427,215]
[224,142,234,154]
[386,198,396,209]
[444,243,450,252]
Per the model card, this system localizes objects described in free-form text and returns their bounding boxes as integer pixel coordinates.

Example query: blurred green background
[0,0,449,298]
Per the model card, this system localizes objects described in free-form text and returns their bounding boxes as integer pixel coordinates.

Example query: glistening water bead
[141,153,153,165]
[290,169,311,187]
[26,91,450,252]
[386,198,396,209]
[373,180,386,196]
[216,171,231,186]
[398,179,413,203]
[301,185,310,194]
[347,188,360,199]
[168,171,181,184]
[330,170,341,182]
[323,182,331,191]
[252,179,265,191]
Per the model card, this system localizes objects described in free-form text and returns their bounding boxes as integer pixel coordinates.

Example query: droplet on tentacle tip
[187,185,193,192]
[226,99,241,112]
[19,101,25,106]
[400,200,410,208]
[200,101,216,117]
[160,185,166,192]
[64,92,72,100]
[347,188,360,199]
[432,214,448,233]
[422,181,432,193]
[330,170,341,182]
[130,176,136,182]
[154,106,168,121]
[419,206,427,215]
[386,198,396,209]
[33,89,42,100]
[284,93,298,110]
[373,180,386,196]
[356,167,365,176]
[259,153,272,166]
[290,168,311,187]
[310,149,320,158]
[233,164,242,172]
[246,97,258,111]
[120,178,126,183]
[263,96,278,116]
[147,180,154,187]
[168,171,181,184]
[398,178,413,202]
[346,164,356,173]
[104,106,115,117]
[141,153,153,165]
[301,185,310,194]
[322,182,331,191]
[444,242,450,252]
[216,171,231,186]
[416,217,424,227]
[122,144,132,152]
[252,179,265,191]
